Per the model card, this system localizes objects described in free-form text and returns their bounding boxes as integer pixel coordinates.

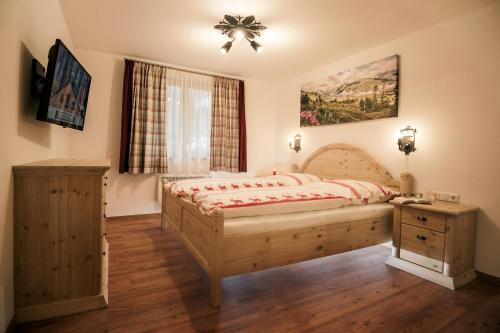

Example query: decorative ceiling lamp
[215,15,267,54]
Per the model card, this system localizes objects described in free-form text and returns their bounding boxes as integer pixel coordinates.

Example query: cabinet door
[51,175,102,300]
[15,174,102,307]
[15,175,53,307]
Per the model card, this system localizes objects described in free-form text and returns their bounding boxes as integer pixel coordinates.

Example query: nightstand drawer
[402,207,446,233]
[400,224,445,272]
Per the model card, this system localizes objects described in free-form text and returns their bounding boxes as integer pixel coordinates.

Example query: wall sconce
[289,134,301,153]
[398,125,417,155]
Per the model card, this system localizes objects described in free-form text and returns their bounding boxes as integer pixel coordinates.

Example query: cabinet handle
[104,183,107,187]
[416,216,427,223]
[102,251,106,256]
[416,235,427,241]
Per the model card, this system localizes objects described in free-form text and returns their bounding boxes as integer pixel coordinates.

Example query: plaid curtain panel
[128,61,169,174]
[210,77,240,172]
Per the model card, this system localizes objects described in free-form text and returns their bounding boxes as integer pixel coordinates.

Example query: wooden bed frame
[161,143,399,307]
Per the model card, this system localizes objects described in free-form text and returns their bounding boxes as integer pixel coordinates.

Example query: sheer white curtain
[166,69,213,175]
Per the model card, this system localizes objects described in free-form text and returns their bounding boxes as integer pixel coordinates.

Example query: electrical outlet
[434,191,460,203]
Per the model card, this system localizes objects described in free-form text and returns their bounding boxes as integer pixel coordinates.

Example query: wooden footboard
[162,189,223,307]
[222,215,392,277]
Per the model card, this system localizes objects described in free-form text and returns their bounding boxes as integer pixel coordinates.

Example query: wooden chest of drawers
[386,201,478,289]
[13,159,110,323]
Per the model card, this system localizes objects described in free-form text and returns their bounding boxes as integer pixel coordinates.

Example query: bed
[161,143,400,307]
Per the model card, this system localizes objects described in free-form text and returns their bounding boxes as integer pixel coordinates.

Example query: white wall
[244,79,278,176]
[0,0,73,330]
[66,49,278,217]
[273,2,500,277]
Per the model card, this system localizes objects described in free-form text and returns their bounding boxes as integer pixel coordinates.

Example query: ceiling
[59,0,495,80]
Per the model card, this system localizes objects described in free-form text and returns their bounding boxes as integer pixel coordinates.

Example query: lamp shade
[250,40,263,53]
[289,134,301,153]
[220,41,233,54]
[398,126,416,155]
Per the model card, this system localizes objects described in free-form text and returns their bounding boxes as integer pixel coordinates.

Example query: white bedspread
[166,173,321,201]
[194,180,397,218]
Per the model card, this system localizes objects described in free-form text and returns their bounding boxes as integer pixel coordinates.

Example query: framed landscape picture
[300,55,399,126]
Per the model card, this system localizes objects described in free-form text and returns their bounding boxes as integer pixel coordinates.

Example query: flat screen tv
[36,39,91,130]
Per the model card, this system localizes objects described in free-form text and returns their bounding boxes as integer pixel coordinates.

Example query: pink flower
[300,110,320,126]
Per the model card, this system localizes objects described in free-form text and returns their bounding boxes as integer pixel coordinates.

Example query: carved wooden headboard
[294,143,399,189]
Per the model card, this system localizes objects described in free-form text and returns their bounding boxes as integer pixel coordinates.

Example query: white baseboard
[385,256,476,290]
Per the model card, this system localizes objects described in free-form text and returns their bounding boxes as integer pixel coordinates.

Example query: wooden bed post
[209,209,224,308]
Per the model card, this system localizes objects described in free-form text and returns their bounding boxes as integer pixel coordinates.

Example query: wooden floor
[16,215,500,333]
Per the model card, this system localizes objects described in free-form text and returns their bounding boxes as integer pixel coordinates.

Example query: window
[165,70,213,175]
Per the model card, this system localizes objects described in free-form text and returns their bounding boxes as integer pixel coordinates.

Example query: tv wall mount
[31,58,46,99]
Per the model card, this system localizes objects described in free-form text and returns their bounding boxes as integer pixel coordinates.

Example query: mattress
[223,203,393,236]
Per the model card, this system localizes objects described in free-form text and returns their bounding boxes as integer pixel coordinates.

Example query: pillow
[278,172,322,185]
[209,171,253,178]
[321,178,398,204]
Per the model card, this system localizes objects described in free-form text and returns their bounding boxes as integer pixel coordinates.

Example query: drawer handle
[416,235,427,241]
[416,216,428,223]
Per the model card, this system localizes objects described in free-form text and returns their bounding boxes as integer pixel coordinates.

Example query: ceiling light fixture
[220,41,233,54]
[250,40,263,53]
[215,15,267,54]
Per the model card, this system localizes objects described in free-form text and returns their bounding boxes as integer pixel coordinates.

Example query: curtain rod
[123,57,243,81]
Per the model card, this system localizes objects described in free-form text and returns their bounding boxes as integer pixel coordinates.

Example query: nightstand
[385,200,479,289]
